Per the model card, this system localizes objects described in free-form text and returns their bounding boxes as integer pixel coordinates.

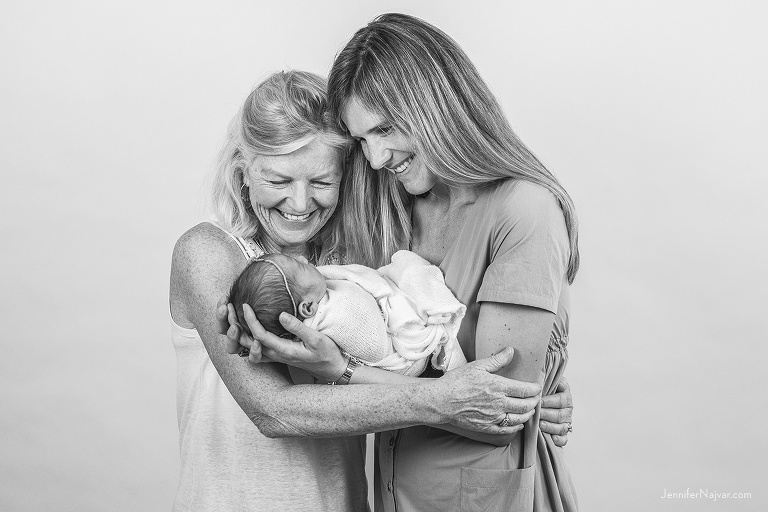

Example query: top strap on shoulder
[208,221,265,261]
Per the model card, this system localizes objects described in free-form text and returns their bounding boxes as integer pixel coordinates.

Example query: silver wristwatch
[330,356,361,385]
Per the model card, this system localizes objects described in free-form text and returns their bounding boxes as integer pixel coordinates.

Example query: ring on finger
[499,413,511,428]
[565,421,573,433]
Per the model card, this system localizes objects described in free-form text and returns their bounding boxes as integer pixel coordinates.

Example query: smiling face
[341,96,437,195]
[244,137,343,254]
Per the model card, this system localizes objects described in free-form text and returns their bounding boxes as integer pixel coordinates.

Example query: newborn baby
[229,250,467,377]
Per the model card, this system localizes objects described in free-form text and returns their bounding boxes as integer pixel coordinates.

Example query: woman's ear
[298,300,318,319]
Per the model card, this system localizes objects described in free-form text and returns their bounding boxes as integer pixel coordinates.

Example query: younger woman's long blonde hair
[327,13,580,282]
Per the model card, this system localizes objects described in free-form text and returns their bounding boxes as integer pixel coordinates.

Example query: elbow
[248,411,307,439]
[239,381,313,438]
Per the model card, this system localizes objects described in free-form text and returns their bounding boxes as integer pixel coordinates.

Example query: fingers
[551,434,568,447]
[223,333,241,354]
[539,405,572,425]
[503,395,540,416]
[501,399,538,424]
[227,304,239,339]
[215,295,229,328]
[220,304,240,354]
[502,377,541,399]
[488,424,524,436]
[540,377,573,441]
[540,420,571,437]
[243,307,300,361]
[474,347,515,372]
[470,349,541,398]
[220,307,238,355]
[247,339,264,363]
[216,295,240,354]
[541,387,573,410]
[242,304,268,338]
[278,312,318,344]
[228,304,244,346]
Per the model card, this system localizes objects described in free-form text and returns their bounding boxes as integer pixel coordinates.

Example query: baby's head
[229,253,327,337]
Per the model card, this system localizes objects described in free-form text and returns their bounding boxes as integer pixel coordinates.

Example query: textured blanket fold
[305,250,466,376]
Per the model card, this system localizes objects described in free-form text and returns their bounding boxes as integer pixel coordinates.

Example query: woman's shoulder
[484,179,562,220]
[172,222,244,276]
[176,221,227,245]
[489,179,557,203]
[170,222,249,320]
[175,221,240,253]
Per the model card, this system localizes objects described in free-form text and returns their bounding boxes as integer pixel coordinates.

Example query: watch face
[335,357,361,385]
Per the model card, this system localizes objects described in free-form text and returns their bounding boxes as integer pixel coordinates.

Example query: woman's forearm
[229,348,536,439]
[245,368,444,438]
[345,364,521,445]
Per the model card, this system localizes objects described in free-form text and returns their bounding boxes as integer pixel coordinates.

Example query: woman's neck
[258,236,311,260]
[421,180,478,207]
[281,245,310,259]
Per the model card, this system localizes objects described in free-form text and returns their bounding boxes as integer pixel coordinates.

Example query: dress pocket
[460,465,535,512]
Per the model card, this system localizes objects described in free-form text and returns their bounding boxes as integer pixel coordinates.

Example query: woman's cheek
[249,187,284,209]
[318,187,340,211]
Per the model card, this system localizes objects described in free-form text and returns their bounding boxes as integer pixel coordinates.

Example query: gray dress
[375,180,578,512]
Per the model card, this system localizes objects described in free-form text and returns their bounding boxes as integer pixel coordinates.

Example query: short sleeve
[477,182,569,313]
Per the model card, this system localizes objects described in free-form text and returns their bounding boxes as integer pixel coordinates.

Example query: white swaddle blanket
[303,250,467,376]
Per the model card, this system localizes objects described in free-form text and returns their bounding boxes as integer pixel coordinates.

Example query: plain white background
[1,1,766,510]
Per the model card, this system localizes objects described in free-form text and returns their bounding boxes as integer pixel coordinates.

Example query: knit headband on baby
[251,257,298,318]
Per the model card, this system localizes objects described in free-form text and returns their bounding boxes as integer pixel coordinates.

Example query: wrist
[414,378,449,425]
[328,355,361,385]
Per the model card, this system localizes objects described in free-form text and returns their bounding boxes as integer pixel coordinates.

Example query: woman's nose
[287,183,311,212]
[364,139,391,170]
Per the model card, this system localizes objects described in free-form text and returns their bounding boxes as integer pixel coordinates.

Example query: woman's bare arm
[171,223,539,438]
[349,364,521,447]
[474,302,553,383]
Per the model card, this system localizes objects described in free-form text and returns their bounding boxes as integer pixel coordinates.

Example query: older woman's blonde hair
[328,13,580,282]
[209,70,351,256]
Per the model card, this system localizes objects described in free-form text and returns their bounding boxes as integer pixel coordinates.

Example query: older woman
[170,70,568,511]
[230,14,579,512]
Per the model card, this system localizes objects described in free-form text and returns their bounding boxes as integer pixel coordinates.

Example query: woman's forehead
[342,97,386,134]
[254,139,342,178]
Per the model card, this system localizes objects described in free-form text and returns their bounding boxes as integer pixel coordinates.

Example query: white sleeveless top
[171,224,368,511]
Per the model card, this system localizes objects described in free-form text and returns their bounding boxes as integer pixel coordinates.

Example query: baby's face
[273,254,327,308]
